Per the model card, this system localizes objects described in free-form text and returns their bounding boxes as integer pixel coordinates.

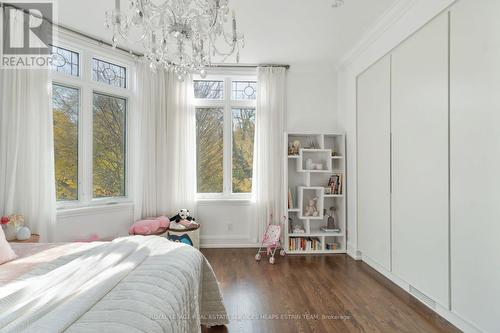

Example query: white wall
[287,63,338,133]
[201,62,339,247]
[54,204,133,242]
[198,201,258,247]
[337,0,457,258]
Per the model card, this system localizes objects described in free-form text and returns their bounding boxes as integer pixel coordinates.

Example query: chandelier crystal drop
[105,0,245,80]
[332,0,344,8]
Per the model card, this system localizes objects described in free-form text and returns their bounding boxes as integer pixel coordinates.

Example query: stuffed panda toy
[170,209,196,223]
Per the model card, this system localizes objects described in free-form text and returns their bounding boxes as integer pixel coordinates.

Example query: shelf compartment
[324,134,344,157]
[298,149,333,172]
[288,217,309,234]
[288,134,323,154]
[298,187,324,220]
[324,236,344,251]
[288,236,322,252]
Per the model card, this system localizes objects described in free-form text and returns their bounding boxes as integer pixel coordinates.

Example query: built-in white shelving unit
[284,133,346,254]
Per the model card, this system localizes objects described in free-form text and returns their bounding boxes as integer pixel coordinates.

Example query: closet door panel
[357,56,392,271]
[391,12,449,307]
[450,0,500,331]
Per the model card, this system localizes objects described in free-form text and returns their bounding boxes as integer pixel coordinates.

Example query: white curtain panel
[133,62,197,219]
[0,9,56,241]
[253,67,287,241]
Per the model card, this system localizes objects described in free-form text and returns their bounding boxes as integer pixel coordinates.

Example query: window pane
[92,58,127,88]
[52,84,79,201]
[232,108,255,193]
[194,80,224,99]
[196,108,224,193]
[232,81,257,100]
[50,45,79,76]
[93,93,126,198]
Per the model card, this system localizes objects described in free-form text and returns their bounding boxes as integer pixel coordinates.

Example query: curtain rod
[0,3,290,69]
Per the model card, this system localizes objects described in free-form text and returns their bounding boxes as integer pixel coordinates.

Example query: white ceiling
[57,0,398,66]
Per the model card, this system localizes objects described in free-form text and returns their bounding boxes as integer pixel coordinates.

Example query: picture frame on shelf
[327,173,343,195]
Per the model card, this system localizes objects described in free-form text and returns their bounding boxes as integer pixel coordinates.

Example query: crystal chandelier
[105,0,244,80]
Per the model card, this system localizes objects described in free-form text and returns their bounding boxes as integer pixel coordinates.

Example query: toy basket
[255,215,286,264]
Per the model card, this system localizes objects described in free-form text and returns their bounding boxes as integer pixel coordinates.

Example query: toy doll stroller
[255,215,286,264]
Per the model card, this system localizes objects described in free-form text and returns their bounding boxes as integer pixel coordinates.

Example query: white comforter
[0,236,228,332]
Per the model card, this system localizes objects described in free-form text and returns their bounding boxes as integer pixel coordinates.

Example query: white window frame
[194,71,257,200]
[51,32,135,210]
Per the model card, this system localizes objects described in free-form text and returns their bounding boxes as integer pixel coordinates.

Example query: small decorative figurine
[290,140,301,155]
[327,206,338,230]
[304,197,319,217]
[321,206,340,233]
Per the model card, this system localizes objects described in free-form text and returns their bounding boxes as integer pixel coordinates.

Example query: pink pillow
[0,226,17,264]
[129,216,170,235]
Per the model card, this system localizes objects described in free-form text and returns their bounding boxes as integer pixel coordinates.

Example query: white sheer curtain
[0,9,56,241]
[133,62,197,219]
[253,67,287,241]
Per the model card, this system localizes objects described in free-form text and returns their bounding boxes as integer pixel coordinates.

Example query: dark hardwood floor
[201,248,460,333]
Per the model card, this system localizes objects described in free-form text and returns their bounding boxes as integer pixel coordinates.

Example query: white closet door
[450,1,500,331]
[391,12,449,307]
[357,56,392,271]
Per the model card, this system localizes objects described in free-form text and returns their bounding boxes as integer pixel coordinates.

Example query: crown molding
[337,0,417,70]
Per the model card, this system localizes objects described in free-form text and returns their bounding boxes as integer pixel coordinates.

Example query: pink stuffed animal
[129,216,170,235]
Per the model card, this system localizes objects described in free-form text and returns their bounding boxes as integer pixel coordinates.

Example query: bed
[0,236,228,332]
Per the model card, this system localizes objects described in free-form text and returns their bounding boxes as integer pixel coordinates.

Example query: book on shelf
[289,237,322,251]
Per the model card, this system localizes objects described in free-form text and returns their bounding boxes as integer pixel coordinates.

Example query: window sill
[196,198,253,206]
[57,202,134,218]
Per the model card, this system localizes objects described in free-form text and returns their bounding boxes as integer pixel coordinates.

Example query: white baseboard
[361,255,482,333]
[347,242,362,260]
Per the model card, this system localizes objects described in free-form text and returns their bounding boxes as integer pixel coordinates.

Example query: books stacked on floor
[289,237,322,251]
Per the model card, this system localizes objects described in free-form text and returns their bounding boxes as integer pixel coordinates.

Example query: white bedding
[0,236,228,332]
